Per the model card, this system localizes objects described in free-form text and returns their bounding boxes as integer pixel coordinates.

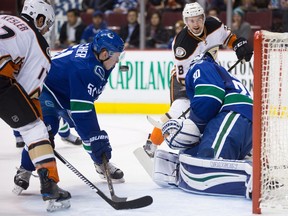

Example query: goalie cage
[253,30,288,214]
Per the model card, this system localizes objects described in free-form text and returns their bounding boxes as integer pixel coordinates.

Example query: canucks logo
[94,65,105,81]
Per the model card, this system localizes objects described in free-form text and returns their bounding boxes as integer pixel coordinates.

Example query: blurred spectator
[207,6,220,18]
[82,0,114,14]
[146,0,166,12]
[119,9,140,49]
[164,0,184,11]
[254,0,270,7]
[168,20,185,49]
[146,11,170,48]
[268,0,281,8]
[241,0,257,11]
[55,9,86,48]
[113,0,139,14]
[231,7,252,40]
[210,0,242,11]
[282,0,288,32]
[81,10,107,43]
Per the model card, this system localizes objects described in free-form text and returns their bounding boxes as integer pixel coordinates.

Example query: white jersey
[172,16,236,83]
[0,14,51,98]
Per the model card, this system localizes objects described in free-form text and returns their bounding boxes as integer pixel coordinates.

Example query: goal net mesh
[258,30,288,209]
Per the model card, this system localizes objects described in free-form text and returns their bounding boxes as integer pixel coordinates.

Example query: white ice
[0,115,286,216]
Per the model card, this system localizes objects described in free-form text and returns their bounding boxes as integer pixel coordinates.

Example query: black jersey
[172,16,235,83]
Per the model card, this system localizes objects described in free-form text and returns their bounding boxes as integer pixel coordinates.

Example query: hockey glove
[162,118,200,150]
[90,130,112,164]
[233,37,253,62]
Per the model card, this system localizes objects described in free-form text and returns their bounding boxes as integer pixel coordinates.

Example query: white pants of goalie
[153,150,252,199]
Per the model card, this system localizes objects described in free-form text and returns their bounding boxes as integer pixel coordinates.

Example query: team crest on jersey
[175,47,186,58]
[94,65,105,81]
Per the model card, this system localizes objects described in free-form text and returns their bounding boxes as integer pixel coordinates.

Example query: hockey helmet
[21,0,55,31]
[92,29,124,56]
[182,2,205,36]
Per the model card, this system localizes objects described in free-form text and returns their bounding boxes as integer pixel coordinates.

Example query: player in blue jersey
[13,29,125,195]
[152,50,253,198]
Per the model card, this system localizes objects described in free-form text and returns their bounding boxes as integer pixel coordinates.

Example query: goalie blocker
[153,150,252,199]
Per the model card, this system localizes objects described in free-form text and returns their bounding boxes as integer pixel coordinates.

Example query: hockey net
[253,30,288,214]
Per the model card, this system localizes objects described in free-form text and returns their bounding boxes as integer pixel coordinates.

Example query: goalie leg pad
[178,154,252,198]
[0,81,39,128]
[153,149,180,187]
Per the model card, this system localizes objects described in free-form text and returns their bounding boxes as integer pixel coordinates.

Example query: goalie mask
[162,118,200,150]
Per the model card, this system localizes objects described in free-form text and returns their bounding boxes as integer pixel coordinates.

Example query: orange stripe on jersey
[0,55,23,78]
[226,34,237,48]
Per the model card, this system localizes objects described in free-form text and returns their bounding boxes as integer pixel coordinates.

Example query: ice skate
[143,135,158,158]
[94,162,124,183]
[37,168,71,212]
[13,166,32,195]
[61,133,82,145]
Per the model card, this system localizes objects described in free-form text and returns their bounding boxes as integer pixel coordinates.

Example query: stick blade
[112,195,153,210]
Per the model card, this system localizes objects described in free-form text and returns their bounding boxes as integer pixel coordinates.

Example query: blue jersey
[44,43,113,141]
[185,56,253,133]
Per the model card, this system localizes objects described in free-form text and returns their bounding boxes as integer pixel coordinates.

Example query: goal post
[253,30,288,214]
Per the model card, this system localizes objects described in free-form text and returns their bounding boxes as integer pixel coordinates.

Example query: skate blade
[12,185,24,195]
[46,199,71,212]
[98,174,125,184]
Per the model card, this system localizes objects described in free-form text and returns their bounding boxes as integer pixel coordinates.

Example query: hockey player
[0,0,71,211]
[143,2,253,157]
[13,29,125,197]
[153,51,253,198]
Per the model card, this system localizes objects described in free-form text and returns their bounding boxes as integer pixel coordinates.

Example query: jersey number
[0,25,15,39]
[232,80,248,96]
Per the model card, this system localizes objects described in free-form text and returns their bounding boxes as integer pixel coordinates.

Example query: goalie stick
[54,150,153,210]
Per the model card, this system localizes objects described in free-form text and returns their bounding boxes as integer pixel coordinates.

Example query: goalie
[152,51,253,198]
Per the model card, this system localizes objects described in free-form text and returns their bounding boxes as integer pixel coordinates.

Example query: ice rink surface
[0,115,286,216]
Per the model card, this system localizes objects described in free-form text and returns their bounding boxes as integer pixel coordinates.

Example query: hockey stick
[54,150,153,210]
[102,155,126,202]
[228,58,242,72]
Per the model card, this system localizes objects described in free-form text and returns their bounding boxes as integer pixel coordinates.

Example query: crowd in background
[11,0,288,49]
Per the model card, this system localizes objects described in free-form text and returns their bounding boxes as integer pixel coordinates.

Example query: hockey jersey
[173,16,236,84]
[44,43,113,141]
[0,14,51,98]
[185,55,252,133]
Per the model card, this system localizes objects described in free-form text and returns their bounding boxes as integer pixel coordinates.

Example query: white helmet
[182,3,205,36]
[21,0,55,31]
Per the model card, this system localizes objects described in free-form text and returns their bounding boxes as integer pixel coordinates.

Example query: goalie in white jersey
[144,2,253,157]
[0,0,71,212]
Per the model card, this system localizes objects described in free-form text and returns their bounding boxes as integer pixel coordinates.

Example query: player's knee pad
[17,119,49,146]
[0,82,39,128]
[153,149,179,187]
[168,98,190,119]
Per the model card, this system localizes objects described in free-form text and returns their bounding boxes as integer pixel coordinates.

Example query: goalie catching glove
[88,130,112,164]
[162,118,200,150]
[233,37,253,62]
